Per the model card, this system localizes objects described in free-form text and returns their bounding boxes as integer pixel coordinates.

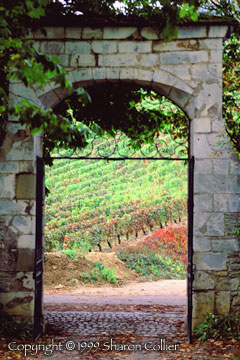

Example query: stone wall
[0,23,239,336]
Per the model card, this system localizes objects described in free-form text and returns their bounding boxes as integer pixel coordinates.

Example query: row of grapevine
[44,142,188,252]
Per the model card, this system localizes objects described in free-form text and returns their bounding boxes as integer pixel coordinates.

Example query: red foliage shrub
[143,225,187,265]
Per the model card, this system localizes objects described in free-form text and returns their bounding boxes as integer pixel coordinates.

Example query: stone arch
[1,23,240,341]
[38,67,195,120]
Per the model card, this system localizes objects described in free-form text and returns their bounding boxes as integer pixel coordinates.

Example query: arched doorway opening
[35,80,194,342]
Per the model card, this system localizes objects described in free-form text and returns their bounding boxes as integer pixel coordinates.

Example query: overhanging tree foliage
[200,0,240,157]
[0,0,239,162]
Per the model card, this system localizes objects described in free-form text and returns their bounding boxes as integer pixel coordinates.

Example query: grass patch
[82,262,117,284]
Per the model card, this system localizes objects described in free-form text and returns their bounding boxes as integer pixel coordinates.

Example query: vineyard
[44,138,188,255]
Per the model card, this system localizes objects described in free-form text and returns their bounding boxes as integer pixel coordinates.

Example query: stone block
[99,54,137,67]
[224,213,240,236]
[16,174,36,200]
[0,162,19,173]
[92,40,118,53]
[216,291,230,314]
[216,278,239,291]
[18,272,34,290]
[208,26,228,38]
[192,291,214,318]
[120,68,134,81]
[193,236,212,252]
[9,83,38,105]
[5,137,35,161]
[0,248,18,271]
[214,194,240,212]
[17,235,35,249]
[140,54,159,67]
[194,194,213,212]
[193,134,213,159]
[65,41,91,54]
[194,159,213,174]
[212,239,239,252]
[229,264,240,271]
[141,27,159,40]
[0,272,34,292]
[232,292,240,306]
[160,64,191,81]
[209,50,222,63]
[12,216,34,235]
[134,69,153,83]
[193,271,214,290]
[0,174,15,199]
[192,118,211,133]
[194,252,227,271]
[195,84,222,118]
[92,68,106,82]
[194,174,227,194]
[65,27,82,39]
[0,216,19,250]
[33,27,64,39]
[229,160,240,174]
[17,249,35,271]
[106,68,120,81]
[153,69,177,88]
[119,41,152,53]
[19,161,34,173]
[194,212,209,236]
[160,51,208,65]
[58,55,69,67]
[207,134,232,156]
[0,201,17,215]
[198,39,222,50]
[71,68,93,83]
[207,213,225,236]
[212,120,224,132]
[82,27,102,39]
[41,41,64,54]
[16,200,32,215]
[153,39,198,52]
[70,54,96,67]
[227,175,240,193]
[169,87,191,109]
[177,26,207,39]
[45,27,64,38]
[0,291,34,316]
[191,64,221,83]
[213,160,229,174]
[103,27,137,39]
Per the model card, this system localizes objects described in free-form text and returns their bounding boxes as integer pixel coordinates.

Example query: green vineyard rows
[44,141,188,253]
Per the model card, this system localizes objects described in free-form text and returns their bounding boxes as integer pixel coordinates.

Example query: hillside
[44,145,188,253]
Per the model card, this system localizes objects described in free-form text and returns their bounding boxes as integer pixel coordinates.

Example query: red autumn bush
[144,225,187,265]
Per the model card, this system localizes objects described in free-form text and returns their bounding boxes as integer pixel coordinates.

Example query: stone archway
[1,21,239,339]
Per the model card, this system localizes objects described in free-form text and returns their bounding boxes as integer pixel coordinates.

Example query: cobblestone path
[14,303,239,360]
[45,304,185,338]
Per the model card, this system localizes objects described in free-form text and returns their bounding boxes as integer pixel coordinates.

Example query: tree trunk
[117,234,121,244]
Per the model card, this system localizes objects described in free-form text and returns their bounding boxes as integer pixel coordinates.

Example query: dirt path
[2,280,239,360]
[44,279,186,305]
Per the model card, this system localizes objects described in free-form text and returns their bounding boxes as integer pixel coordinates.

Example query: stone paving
[33,304,186,359]
[45,305,185,338]
[19,303,240,360]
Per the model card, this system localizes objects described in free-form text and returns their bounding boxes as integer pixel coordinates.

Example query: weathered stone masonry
[0,22,239,335]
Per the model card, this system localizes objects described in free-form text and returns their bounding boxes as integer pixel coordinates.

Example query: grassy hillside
[44,141,188,253]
